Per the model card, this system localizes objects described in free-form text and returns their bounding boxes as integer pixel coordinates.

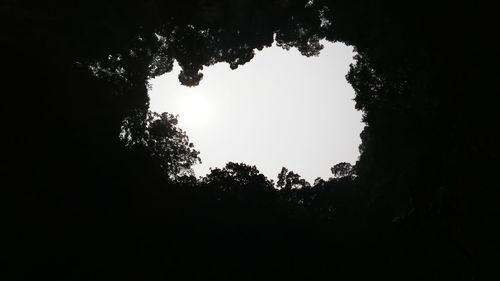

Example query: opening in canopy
[149,41,364,182]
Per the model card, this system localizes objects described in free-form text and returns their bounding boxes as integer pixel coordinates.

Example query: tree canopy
[202,162,274,193]
[120,111,201,180]
[4,1,498,280]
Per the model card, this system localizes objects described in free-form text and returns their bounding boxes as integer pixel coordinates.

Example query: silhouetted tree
[331,162,355,179]
[202,162,274,193]
[277,167,311,190]
[276,167,312,207]
[120,111,201,180]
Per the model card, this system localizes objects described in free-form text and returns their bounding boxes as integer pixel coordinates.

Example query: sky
[149,41,364,183]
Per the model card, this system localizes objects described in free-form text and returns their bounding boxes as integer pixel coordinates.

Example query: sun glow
[177,91,213,129]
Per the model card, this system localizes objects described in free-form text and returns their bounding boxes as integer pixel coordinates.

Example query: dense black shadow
[3,1,498,280]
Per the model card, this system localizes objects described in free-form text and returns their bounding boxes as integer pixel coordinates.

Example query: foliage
[202,162,274,193]
[277,167,311,190]
[5,1,498,280]
[120,110,201,180]
[331,162,355,179]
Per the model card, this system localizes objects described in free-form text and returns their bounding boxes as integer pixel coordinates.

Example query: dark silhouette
[4,1,498,280]
[331,162,355,179]
[120,110,201,180]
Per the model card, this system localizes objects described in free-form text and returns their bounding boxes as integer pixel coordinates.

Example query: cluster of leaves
[120,110,201,180]
[201,162,274,192]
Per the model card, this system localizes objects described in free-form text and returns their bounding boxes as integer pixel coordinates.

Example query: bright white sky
[149,41,364,183]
